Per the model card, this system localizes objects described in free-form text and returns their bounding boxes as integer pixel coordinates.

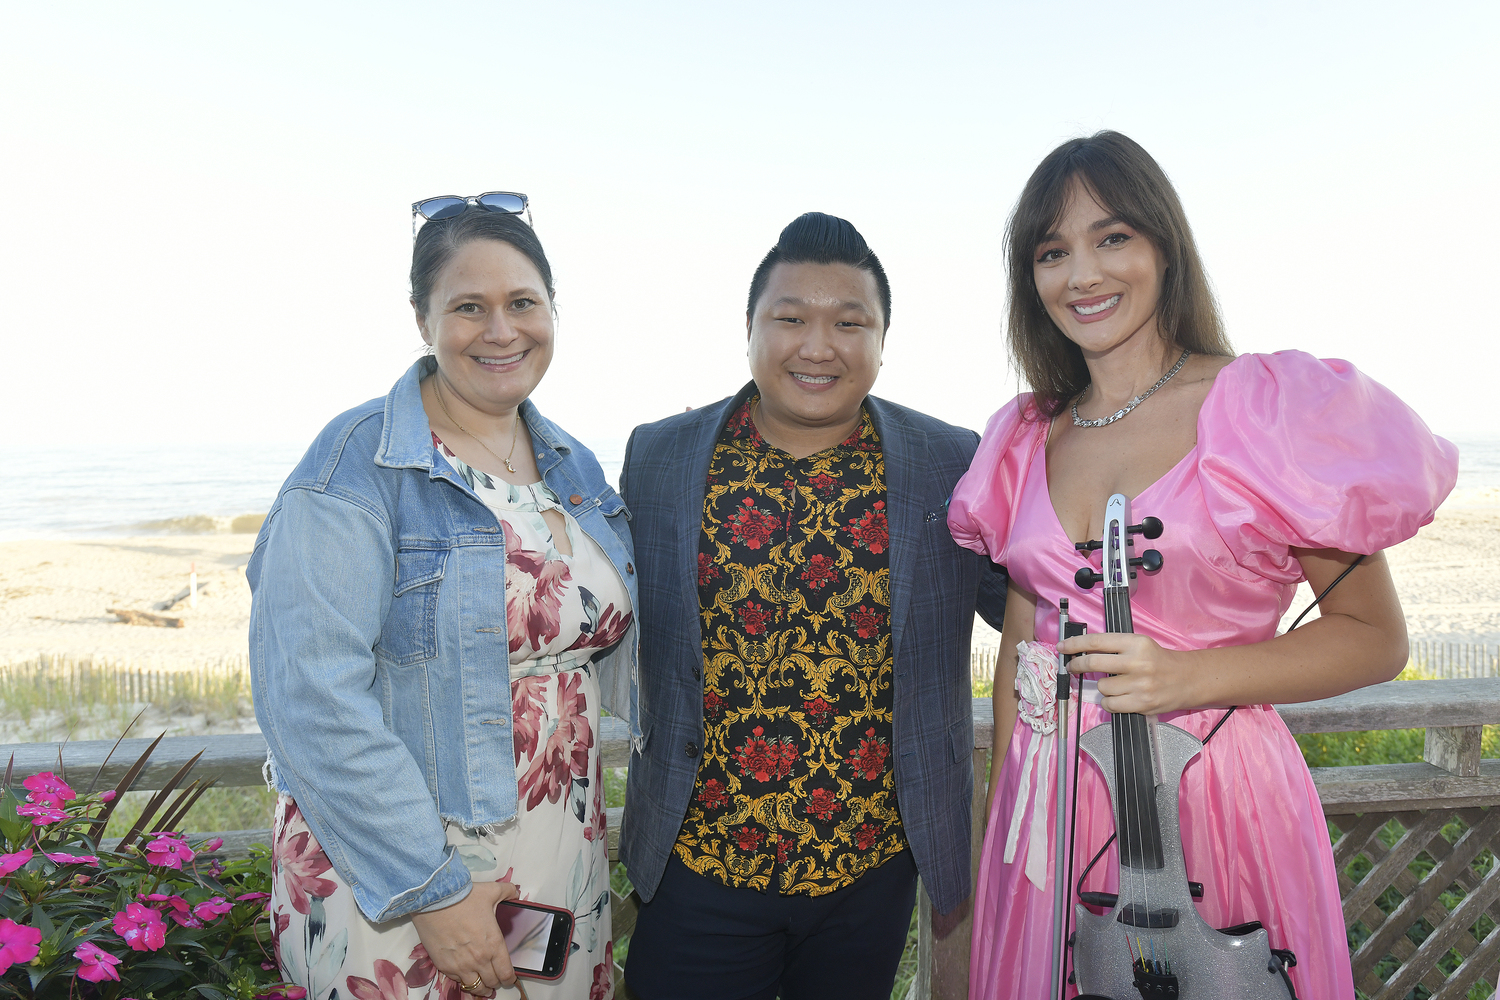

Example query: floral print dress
[269,436,631,1000]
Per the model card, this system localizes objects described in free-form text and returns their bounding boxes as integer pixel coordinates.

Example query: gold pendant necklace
[433,378,521,473]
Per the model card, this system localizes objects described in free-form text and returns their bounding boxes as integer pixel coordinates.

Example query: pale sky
[2,1,1495,452]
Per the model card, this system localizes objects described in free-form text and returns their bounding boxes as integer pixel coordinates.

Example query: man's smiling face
[746,261,885,438]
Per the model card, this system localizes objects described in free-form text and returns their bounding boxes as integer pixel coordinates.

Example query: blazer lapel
[868,396,928,665]
[671,385,756,636]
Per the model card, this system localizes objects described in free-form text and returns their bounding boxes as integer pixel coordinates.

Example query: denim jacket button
[685,741,699,758]
[569,494,583,505]
[626,562,635,575]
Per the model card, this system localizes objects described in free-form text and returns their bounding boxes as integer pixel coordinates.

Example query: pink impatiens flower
[143,832,194,868]
[235,892,271,904]
[15,802,68,826]
[22,772,75,808]
[0,919,42,973]
[112,902,168,951]
[0,849,32,876]
[74,941,122,983]
[203,837,224,852]
[45,852,99,866]
[192,896,233,923]
[139,893,200,928]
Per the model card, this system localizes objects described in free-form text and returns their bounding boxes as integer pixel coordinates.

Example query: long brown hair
[1005,131,1232,418]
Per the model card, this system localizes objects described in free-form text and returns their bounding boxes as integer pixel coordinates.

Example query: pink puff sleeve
[948,393,1047,562]
[1197,351,1458,582]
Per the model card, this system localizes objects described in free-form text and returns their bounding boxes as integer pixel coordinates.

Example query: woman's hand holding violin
[1060,632,1200,716]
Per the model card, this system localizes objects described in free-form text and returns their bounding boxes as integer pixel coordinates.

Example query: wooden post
[1423,725,1482,777]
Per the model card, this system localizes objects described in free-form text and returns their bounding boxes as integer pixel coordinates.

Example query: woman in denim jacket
[248,200,637,1000]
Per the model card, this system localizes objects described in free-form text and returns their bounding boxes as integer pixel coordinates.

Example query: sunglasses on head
[411,191,530,236]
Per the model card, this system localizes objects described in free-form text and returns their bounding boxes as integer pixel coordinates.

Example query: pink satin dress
[948,352,1458,1000]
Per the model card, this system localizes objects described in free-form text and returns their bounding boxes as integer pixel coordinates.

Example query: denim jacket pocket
[378,545,449,666]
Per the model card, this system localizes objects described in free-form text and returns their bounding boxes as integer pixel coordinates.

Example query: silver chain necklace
[1071,350,1191,428]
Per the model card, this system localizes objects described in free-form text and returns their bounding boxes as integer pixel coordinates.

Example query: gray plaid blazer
[617,383,1007,915]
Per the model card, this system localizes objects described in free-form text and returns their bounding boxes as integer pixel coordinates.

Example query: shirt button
[685,742,699,759]
[569,494,583,505]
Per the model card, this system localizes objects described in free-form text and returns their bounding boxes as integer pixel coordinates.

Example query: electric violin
[1060,493,1298,1000]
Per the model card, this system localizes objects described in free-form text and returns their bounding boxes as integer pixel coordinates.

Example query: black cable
[1074,700,1236,901]
[1286,554,1366,632]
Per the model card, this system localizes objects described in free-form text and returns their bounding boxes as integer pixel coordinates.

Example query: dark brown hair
[1006,131,1232,417]
[410,207,554,318]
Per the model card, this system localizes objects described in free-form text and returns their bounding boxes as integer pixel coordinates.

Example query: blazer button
[569,494,583,505]
[685,741,699,759]
[692,666,701,681]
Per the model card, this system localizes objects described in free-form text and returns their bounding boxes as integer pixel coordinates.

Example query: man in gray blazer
[620,213,1007,999]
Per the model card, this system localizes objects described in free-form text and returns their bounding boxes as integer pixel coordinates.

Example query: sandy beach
[1,500,1497,671]
[0,535,254,668]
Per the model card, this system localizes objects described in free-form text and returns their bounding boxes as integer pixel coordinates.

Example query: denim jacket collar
[375,356,574,480]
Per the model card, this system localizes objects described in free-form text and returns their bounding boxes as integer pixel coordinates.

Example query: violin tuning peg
[1074,566,1103,590]
[1139,548,1163,573]
[1074,539,1103,552]
[1128,516,1164,540]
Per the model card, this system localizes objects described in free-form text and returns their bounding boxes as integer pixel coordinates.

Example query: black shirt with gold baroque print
[672,396,907,895]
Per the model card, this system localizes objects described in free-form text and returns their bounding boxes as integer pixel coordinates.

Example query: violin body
[1066,493,1295,999]
[1072,720,1291,998]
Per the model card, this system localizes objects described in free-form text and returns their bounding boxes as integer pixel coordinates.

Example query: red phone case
[494,899,573,981]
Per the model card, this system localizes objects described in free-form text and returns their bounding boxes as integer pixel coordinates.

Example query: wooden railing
[10,679,1500,999]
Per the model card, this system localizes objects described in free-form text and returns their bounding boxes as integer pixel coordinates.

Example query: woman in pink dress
[949,132,1457,1000]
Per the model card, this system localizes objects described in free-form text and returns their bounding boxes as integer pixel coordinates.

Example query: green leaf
[29,902,54,937]
[192,986,230,1000]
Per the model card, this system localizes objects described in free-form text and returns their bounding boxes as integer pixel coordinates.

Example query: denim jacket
[248,357,638,923]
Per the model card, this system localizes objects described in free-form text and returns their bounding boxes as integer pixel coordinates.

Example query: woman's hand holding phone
[410,880,520,997]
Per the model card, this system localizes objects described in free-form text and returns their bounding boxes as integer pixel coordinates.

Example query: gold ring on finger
[461,974,484,993]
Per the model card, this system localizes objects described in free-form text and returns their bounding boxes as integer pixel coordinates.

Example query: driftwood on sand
[156,583,210,612]
[106,607,185,628]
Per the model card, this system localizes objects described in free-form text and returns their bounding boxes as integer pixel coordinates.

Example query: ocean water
[0,439,627,541]
[0,434,1490,540]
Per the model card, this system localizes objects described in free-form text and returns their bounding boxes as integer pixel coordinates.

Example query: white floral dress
[269,436,630,1000]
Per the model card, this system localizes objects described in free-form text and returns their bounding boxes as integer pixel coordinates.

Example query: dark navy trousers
[624,850,919,1000]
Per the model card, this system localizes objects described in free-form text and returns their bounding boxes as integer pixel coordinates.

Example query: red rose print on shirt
[802,695,834,726]
[848,727,890,781]
[772,833,792,864]
[697,778,729,810]
[734,727,799,782]
[800,554,838,590]
[738,601,774,636]
[855,821,883,850]
[847,501,889,554]
[806,472,839,497]
[728,498,779,550]
[704,689,726,723]
[805,787,843,823]
[735,825,765,852]
[851,605,884,639]
[698,552,721,586]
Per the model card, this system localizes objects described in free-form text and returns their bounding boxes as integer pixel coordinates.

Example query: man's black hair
[746,212,891,331]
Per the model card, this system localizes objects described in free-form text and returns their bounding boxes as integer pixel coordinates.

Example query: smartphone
[494,899,574,981]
